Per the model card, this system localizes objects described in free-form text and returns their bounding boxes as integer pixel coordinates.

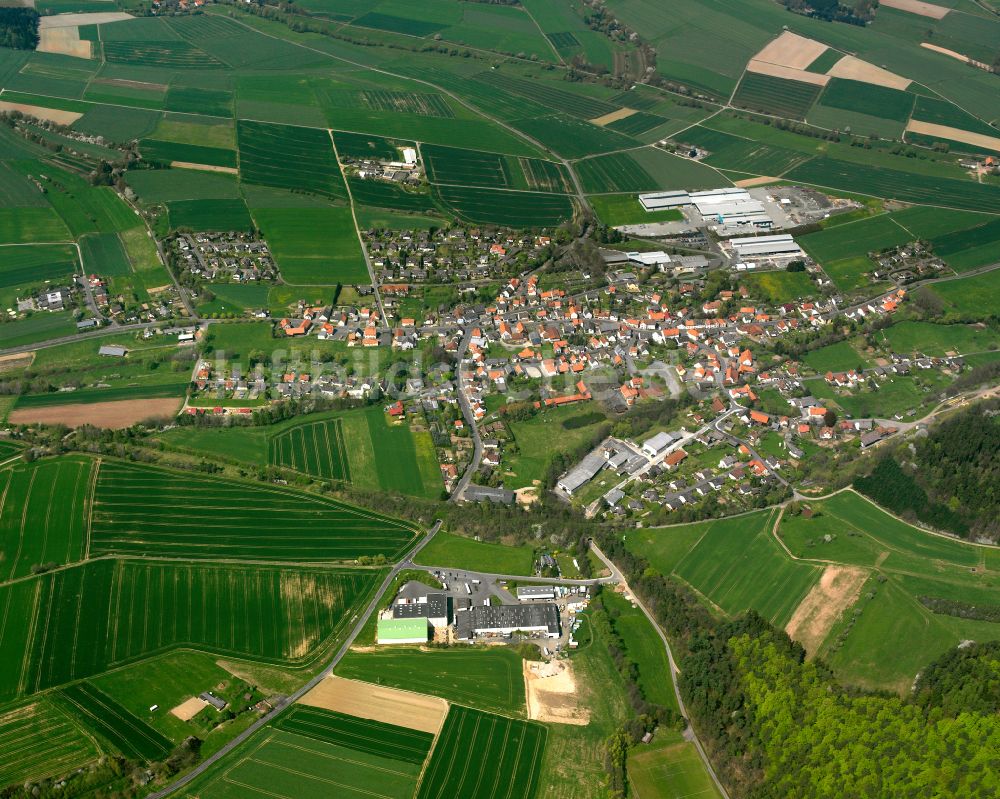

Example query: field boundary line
[83,457,100,561]
[8,468,37,582]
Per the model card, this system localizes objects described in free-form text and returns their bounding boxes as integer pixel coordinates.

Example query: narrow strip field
[89,460,417,561]
[0,700,99,787]
[268,417,350,481]
[59,682,171,762]
[417,705,546,799]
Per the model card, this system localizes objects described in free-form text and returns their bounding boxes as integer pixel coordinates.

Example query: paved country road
[148,519,443,798]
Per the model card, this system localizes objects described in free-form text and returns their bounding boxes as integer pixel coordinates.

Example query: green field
[818,78,915,123]
[732,72,822,120]
[336,647,526,715]
[434,184,573,227]
[628,741,723,799]
[744,270,816,303]
[0,457,93,581]
[238,121,346,201]
[89,459,418,561]
[0,243,78,303]
[59,681,172,762]
[803,340,872,373]
[930,269,1000,316]
[588,194,683,226]
[414,530,535,575]
[274,705,433,765]
[168,198,253,231]
[603,591,678,713]
[0,557,381,702]
[269,417,351,481]
[418,705,545,799]
[79,232,131,277]
[880,321,1000,357]
[187,722,426,799]
[0,699,99,788]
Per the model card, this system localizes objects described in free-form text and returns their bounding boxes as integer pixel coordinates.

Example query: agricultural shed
[377,617,430,645]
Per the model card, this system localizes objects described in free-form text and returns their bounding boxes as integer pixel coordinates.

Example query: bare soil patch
[590,108,637,127]
[170,696,208,721]
[826,55,911,90]
[880,0,950,19]
[907,120,1000,151]
[523,658,590,725]
[0,352,34,373]
[746,60,829,87]
[171,161,238,175]
[920,42,990,69]
[752,31,828,70]
[785,565,868,656]
[37,27,91,59]
[38,11,132,28]
[0,101,81,125]
[94,77,168,92]
[8,397,182,429]
[735,176,781,187]
[300,675,448,735]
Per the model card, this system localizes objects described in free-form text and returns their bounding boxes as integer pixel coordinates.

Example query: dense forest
[595,532,1000,798]
[0,8,39,50]
[856,402,1000,540]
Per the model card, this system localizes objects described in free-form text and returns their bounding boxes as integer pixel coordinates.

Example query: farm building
[98,345,128,357]
[516,586,557,601]
[456,603,560,640]
[392,591,451,628]
[729,234,804,261]
[377,617,430,645]
[642,431,675,457]
[638,189,691,210]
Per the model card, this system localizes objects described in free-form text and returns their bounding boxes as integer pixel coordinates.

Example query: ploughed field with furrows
[88,461,417,561]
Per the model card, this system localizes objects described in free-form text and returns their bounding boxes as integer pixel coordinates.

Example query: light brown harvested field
[826,55,911,90]
[170,696,207,721]
[907,120,1000,151]
[523,659,590,725]
[171,161,239,175]
[9,397,182,429]
[735,176,781,187]
[0,352,34,373]
[752,31,828,70]
[37,27,91,59]
[746,60,829,87]
[299,675,447,735]
[880,0,950,19]
[785,565,868,656]
[920,42,990,70]
[590,108,637,127]
[0,101,81,125]
[38,11,132,28]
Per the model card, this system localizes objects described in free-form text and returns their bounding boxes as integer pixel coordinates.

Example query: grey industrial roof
[465,484,516,504]
[393,593,450,621]
[467,603,560,636]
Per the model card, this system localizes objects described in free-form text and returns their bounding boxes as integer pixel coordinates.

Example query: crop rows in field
[59,682,171,762]
[434,184,573,227]
[0,457,93,582]
[424,144,514,187]
[607,111,668,137]
[274,706,433,765]
[238,121,345,200]
[352,11,448,37]
[546,31,580,48]
[931,217,1000,258]
[519,157,572,193]
[168,198,253,232]
[476,71,618,119]
[786,157,1000,214]
[268,418,351,481]
[682,126,812,176]
[89,460,417,561]
[140,139,237,169]
[360,90,453,118]
[819,78,914,123]
[417,706,545,799]
[732,72,822,120]
[333,130,401,160]
[1,558,378,700]
[0,700,98,787]
[911,96,998,137]
[0,244,77,291]
[102,40,224,69]
[575,151,654,193]
[348,178,438,212]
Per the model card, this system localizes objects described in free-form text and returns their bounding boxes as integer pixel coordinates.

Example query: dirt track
[8,397,182,429]
[299,675,447,734]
